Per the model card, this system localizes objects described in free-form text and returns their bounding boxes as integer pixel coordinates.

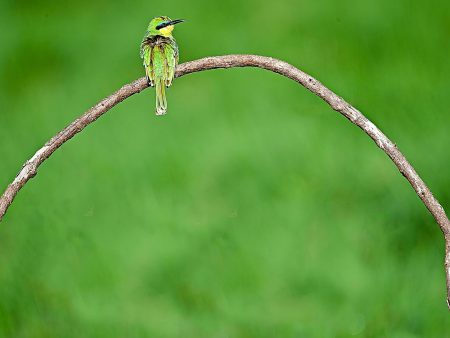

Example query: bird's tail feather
[155,78,167,115]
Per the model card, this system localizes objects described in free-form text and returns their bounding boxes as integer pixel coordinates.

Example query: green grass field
[1,0,450,336]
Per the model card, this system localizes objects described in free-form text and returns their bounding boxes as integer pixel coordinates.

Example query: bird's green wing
[163,41,178,87]
[140,41,154,86]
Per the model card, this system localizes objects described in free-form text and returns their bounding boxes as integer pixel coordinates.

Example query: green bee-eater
[140,16,184,115]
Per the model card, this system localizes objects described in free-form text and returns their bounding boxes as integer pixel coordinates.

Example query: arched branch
[1,54,449,307]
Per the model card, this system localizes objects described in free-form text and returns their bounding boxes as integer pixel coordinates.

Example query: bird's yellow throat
[159,25,174,37]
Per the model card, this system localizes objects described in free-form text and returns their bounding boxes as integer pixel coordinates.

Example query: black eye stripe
[156,22,170,30]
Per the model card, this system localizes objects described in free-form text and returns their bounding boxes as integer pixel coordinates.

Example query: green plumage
[140,16,182,115]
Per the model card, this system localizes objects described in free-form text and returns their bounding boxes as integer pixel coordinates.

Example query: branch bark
[1,54,449,307]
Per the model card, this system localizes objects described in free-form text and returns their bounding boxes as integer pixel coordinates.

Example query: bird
[140,16,184,115]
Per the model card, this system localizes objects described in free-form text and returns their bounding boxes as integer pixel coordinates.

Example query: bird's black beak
[156,19,185,30]
[169,19,185,25]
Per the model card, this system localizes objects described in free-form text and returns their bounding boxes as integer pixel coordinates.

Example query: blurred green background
[1,0,450,336]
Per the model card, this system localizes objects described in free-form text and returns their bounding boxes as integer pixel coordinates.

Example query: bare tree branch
[1,54,449,307]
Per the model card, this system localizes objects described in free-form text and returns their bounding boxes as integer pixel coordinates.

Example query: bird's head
[147,16,184,37]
